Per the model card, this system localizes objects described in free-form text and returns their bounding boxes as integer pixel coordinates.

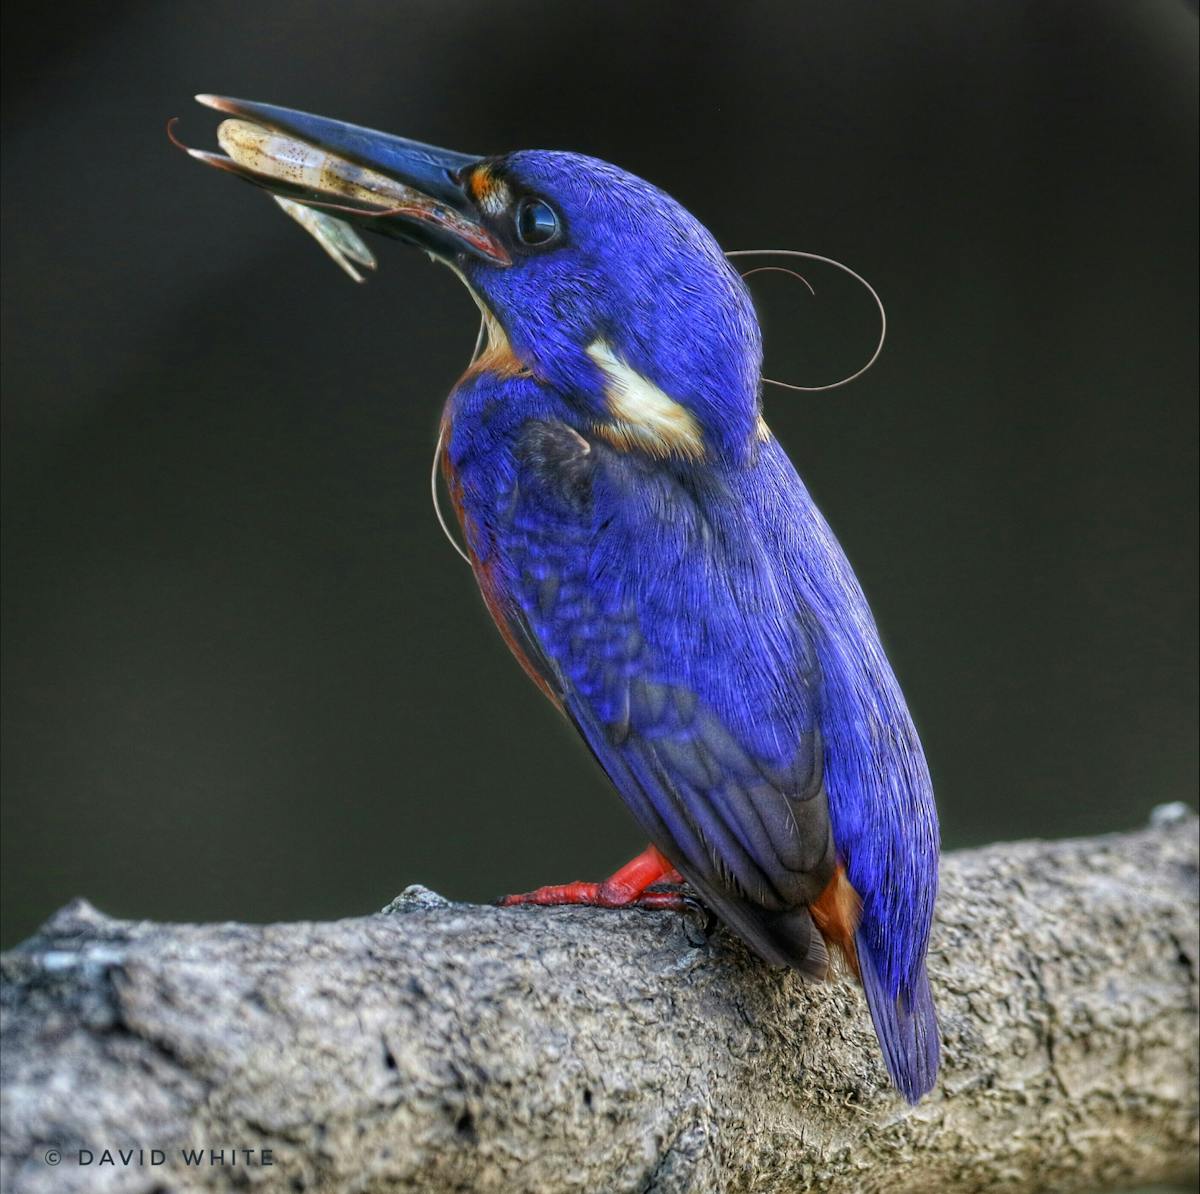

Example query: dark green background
[2,0,1196,948]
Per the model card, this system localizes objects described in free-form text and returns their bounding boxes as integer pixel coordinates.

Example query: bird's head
[185,98,763,461]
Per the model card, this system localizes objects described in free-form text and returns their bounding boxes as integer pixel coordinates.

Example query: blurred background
[2,0,1196,950]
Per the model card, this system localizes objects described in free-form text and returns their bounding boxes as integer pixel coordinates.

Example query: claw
[499,844,689,910]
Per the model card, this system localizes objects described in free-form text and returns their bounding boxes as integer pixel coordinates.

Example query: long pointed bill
[181,95,510,266]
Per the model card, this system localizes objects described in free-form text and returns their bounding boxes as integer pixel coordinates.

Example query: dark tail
[680,868,832,980]
[759,904,830,979]
[857,931,940,1103]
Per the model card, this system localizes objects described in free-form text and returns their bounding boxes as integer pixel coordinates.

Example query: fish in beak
[176,96,510,281]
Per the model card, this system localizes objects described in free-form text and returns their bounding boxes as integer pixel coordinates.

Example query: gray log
[2,807,1197,1194]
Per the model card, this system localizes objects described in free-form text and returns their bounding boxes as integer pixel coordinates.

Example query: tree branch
[2,807,1197,1194]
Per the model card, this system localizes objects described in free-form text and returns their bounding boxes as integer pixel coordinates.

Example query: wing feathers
[490,419,837,972]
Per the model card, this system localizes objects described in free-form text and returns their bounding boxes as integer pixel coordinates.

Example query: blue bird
[184,97,942,1103]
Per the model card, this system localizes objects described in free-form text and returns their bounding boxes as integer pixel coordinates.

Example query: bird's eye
[515,198,560,246]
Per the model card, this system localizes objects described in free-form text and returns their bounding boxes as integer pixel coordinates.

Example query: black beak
[181,95,510,266]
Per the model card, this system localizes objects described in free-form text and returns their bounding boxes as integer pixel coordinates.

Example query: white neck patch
[585,340,705,460]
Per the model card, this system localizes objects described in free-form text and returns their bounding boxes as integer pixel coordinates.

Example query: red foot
[500,845,688,911]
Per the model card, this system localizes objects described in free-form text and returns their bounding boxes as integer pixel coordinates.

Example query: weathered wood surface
[1,807,1197,1193]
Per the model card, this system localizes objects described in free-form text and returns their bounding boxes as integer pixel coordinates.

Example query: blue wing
[471,419,837,975]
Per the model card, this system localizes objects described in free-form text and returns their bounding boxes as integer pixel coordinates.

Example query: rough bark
[1,807,1197,1194]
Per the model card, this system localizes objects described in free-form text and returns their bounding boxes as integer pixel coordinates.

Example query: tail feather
[857,931,940,1103]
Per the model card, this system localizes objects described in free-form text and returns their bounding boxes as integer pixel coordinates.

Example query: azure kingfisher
[182,96,941,1103]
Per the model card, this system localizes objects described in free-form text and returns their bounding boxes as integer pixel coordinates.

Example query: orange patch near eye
[468,167,493,202]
